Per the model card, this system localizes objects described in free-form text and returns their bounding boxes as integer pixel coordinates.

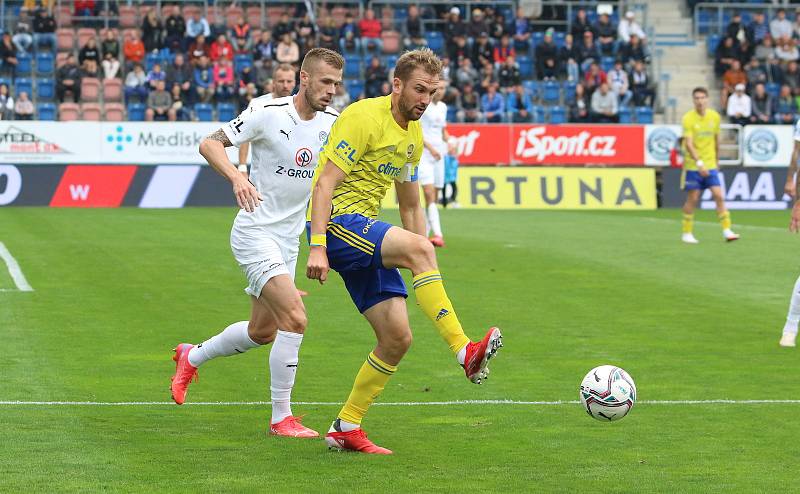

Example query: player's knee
[282,306,307,334]
[248,321,276,345]
[411,235,437,269]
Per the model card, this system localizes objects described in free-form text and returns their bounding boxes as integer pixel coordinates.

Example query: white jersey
[794,119,800,141]
[246,92,273,111]
[420,101,447,148]
[223,95,338,252]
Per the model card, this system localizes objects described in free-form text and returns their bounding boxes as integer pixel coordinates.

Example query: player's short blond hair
[394,48,443,82]
[300,48,345,73]
[272,63,296,78]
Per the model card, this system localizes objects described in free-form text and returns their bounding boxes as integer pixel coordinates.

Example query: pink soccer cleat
[270,416,320,438]
[170,343,198,405]
[463,327,503,384]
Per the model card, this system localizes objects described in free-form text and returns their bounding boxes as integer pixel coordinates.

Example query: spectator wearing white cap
[726,83,751,126]
[445,7,467,41]
[618,11,646,44]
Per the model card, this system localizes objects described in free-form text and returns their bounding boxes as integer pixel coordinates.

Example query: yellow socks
[338,352,396,425]
[682,213,694,234]
[718,211,732,230]
[412,270,471,354]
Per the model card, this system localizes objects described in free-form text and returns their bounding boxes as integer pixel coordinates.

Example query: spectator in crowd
[142,10,163,53]
[749,12,769,45]
[571,8,594,40]
[56,54,81,102]
[252,30,274,69]
[774,84,796,123]
[590,82,619,122]
[508,84,533,123]
[364,56,388,98]
[296,13,316,51]
[498,56,521,90]
[775,38,799,63]
[168,83,188,121]
[793,11,800,40]
[569,82,590,122]
[186,11,210,44]
[456,82,482,123]
[559,33,580,81]
[33,8,57,51]
[607,59,632,107]
[12,13,33,54]
[594,13,617,56]
[715,36,739,77]
[238,78,257,111]
[472,31,494,69]
[784,60,800,95]
[146,62,166,91]
[726,12,747,44]
[0,34,18,77]
[0,83,14,120]
[272,12,293,41]
[468,8,489,41]
[535,29,559,80]
[237,64,255,98]
[512,7,532,52]
[379,81,391,96]
[79,37,100,76]
[448,35,469,66]
[359,8,382,55]
[188,34,210,65]
[319,17,340,52]
[403,4,425,50]
[299,33,318,60]
[193,55,214,102]
[275,32,299,65]
[722,59,747,108]
[577,31,600,73]
[745,57,768,91]
[229,15,252,54]
[726,83,751,125]
[101,40,121,79]
[755,35,774,63]
[750,83,773,124]
[493,34,515,67]
[14,91,33,120]
[123,63,147,102]
[479,59,497,93]
[101,29,120,60]
[771,9,793,42]
[123,30,145,71]
[166,53,193,103]
[619,33,648,67]
[445,7,467,41]
[767,54,785,84]
[331,82,351,113]
[618,11,646,44]
[737,38,754,66]
[481,82,505,122]
[339,12,359,54]
[145,79,175,121]
[164,5,186,52]
[454,57,479,91]
[74,0,95,22]
[213,56,235,100]
[584,61,607,95]
[630,60,654,106]
[491,13,508,41]
[210,33,234,62]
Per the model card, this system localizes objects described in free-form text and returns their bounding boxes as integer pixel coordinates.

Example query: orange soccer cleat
[170,343,198,405]
[463,327,503,384]
[269,416,320,438]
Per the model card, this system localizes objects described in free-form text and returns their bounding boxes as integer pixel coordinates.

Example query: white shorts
[418,145,446,188]
[230,225,298,298]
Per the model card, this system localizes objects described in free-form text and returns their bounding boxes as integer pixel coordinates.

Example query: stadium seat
[381,31,401,54]
[554,31,566,48]
[766,82,781,98]
[77,28,97,48]
[37,78,55,100]
[563,81,577,102]
[118,5,138,28]
[635,106,654,124]
[145,52,161,72]
[195,103,214,122]
[246,6,263,27]
[344,56,362,78]
[56,52,70,68]
[127,102,146,121]
[385,54,399,68]
[531,31,544,48]
[600,56,615,73]
[56,29,74,52]
[56,6,72,27]
[425,32,444,54]
[36,52,55,75]
[226,6,244,28]
[532,105,546,123]
[446,106,457,122]
[37,102,57,121]
[103,79,123,102]
[707,34,721,58]
[80,78,101,102]
[217,102,237,122]
[81,103,102,121]
[346,79,364,100]
[105,103,126,121]
[58,102,80,121]
[549,106,567,124]
[14,78,32,96]
[16,53,31,75]
[619,106,632,124]
[234,54,253,75]
[542,81,560,104]
[517,56,534,79]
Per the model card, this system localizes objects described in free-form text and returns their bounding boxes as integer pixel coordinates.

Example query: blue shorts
[306,214,407,313]
[682,169,721,191]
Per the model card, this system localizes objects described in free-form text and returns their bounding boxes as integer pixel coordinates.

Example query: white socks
[270,330,303,423]
[426,202,442,237]
[456,345,467,365]
[187,321,260,367]
[784,275,800,335]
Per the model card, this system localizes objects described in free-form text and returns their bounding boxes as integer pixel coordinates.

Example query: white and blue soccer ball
[579,365,636,422]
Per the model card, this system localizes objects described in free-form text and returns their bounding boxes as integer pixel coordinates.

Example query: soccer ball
[579,365,636,422]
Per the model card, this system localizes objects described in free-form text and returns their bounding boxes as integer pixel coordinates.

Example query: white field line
[1,399,800,407]
[0,241,33,292]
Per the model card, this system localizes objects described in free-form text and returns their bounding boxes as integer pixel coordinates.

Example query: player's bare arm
[685,135,708,177]
[199,128,262,213]
[306,161,347,284]
[787,141,800,197]
[396,178,427,236]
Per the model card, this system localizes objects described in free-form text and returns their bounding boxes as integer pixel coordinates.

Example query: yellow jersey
[681,108,720,170]
[311,95,423,220]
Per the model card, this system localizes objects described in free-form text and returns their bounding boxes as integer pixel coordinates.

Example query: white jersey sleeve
[794,119,800,142]
[223,106,268,147]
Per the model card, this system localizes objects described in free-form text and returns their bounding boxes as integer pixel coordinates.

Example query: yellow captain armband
[310,233,327,248]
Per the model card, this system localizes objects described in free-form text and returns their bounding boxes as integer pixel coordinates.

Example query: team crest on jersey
[295,147,313,167]
[319,131,328,143]
[406,144,414,158]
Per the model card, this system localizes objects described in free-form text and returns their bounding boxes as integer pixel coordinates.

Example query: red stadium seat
[56,29,75,52]
[103,79,123,102]
[246,6,263,28]
[57,6,72,27]
[121,28,138,43]
[266,6,285,27]
[77,28,97,48]
[182,5,201,19]
[80,102,102,121]
[56,52,70,67]
[58,102,80,121]
[205,6,220,26]
[226,6,244,28]
[80,78,101,102]
[104,103,126,121]
[118,5,138,28]
[382,31,401,54]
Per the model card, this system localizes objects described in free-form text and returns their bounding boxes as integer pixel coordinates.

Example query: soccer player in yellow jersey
[680,86,740,244]
[305,49,503,455]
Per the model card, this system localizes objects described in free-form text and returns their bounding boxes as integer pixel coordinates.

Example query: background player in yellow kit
[680,87,740,244]
[305,49,502,455]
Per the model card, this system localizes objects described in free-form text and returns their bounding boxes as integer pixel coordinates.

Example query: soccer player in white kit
[170,48,344,438]
[418,80,449,247]
[781,119,800,347]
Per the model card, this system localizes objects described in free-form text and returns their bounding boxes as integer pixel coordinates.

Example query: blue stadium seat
[37,78,55,100]
[531,31,544,48]
[36,52,54,75]
[697,11,713,35]
[517,56,534,78]
[385,54,399,68]
[549,106,567,124]
[619,106,632,124]
[563,81,577,102]
[145,52,161,72]
[16,53,31,75]
[532,105,546,123]
[344,56,362,78]
[766,82,781,98]
[553,31,566,48]
[523,80,539,99]
[707,34,721,58]
[14,77,32,96]
[542,81,560,104]
[425,32,444,54]
[346,79,364,100]
[127,102,146,121]
[635,106,653,124]
[446,106,457,122]
[217,102,237,122]
[195,103,214,122]
[0,77,8,88]
[600,56,615,73]
[37,102,56,120]
[234,54,253,75]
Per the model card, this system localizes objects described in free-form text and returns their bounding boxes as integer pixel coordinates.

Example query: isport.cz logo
[746,129,779,162]
[107,126,134,152]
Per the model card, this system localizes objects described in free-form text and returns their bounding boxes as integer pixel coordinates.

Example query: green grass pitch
[2,207,800,492]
